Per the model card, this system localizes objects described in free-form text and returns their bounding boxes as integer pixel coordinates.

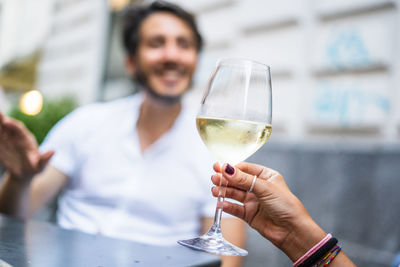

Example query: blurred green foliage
[8,96,78,144]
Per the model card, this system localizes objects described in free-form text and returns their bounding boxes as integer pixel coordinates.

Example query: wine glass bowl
[178,58,272,256]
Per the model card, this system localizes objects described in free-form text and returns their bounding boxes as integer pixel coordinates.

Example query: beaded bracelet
[313,246,341,267]
[323,246,341,266]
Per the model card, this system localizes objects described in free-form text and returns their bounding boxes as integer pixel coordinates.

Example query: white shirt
[40,93,217,245]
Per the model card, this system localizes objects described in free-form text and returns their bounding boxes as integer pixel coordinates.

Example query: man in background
[0,1,245,266]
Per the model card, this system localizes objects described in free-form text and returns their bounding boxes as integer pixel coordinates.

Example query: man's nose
[162,43,180,62]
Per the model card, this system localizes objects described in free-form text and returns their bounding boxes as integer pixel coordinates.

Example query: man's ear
[125,56,136,76]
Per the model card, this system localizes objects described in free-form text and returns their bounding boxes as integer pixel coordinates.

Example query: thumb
[38,150,55,170]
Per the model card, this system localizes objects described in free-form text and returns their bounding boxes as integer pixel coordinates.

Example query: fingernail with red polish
[225,164,235,175]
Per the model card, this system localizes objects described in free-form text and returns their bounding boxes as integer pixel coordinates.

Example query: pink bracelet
[293,234,332,267]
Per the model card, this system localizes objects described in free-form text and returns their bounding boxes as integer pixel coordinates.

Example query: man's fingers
[4,117,25,132]
[0,117,27,139]
[0,113,7,134]
[42,150,54,161]
[0,112,4,126]
[38,151,55,171]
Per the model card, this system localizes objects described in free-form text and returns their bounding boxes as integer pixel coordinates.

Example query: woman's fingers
[210,186,247,220]
[235,162,278,180]
[212,162,275,180]
[222,201,246,220]
[219,163,286,195]
[211,185,247,203]
[219,163,265,193]
[212,162,286,200]
[212,162,221,173]
[212,163,265,194]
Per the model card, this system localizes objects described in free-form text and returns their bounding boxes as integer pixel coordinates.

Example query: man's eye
[178,39,194,49]
[148,39,163,48]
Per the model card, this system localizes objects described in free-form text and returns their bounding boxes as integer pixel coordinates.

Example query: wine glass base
[178,233,248,256]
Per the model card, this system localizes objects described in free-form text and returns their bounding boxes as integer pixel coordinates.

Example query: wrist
[280,215,326,262]
[5,172,33,187]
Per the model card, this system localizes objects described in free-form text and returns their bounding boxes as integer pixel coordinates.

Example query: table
[0,214,220,267]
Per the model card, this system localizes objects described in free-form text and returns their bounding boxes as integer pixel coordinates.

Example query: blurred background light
[19,90,43,116]
[109,0,130,11]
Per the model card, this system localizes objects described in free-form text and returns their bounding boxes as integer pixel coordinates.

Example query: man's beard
[133,64,191,105]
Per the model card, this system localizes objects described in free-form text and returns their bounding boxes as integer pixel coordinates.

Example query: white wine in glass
[178,58,272,256]
[196,117,272,166]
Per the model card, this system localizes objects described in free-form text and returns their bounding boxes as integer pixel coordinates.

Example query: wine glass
[178,58,272,256]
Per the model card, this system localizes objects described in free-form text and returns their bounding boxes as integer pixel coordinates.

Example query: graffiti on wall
[326,28,371,70]
[313,82,390,126]
[311,25,390,126]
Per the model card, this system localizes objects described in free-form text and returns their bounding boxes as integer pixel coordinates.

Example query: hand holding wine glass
[210,162,357,267]
[178,58,272,256]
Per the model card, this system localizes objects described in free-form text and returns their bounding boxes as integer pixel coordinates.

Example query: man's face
[130,12,198,103]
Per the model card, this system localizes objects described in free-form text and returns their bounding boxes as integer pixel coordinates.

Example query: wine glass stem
[213,201,223,228]
[210,162,227,232]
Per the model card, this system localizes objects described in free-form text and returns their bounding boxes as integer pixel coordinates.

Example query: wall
[36,0,109,105]
[0,0,54,69]
[175,0,400,143]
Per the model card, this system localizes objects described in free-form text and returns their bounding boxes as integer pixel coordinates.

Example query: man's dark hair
[122,1,203,56]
